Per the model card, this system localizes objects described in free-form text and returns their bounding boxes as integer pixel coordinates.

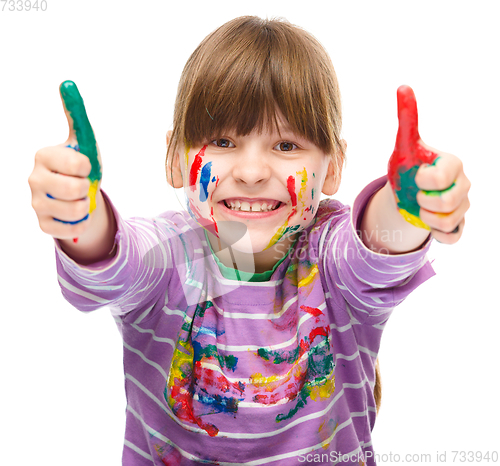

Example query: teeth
[225,200,280,212]
[240,201,251,212]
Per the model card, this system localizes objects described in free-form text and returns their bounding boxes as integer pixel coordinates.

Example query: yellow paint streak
[266,219,290,250]
[310,375,335,402]
[184,142,191,177]
[87,179,99,214]
[298,264,319,288]
[265,168,307,249]
[297,167,307,203]
[250,372,283,389]
[318,419,338,450]
[398,208,431,230]
[166,338,194,405]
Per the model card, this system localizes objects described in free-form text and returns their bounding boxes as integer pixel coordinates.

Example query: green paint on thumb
[59,80,101,182]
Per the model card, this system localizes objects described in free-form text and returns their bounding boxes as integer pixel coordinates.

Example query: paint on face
[297,169,308,200]
[199,162,213,202]
[184,142,191,178]
[266,168,312,249]
[189,145,207,192]
[287,175,297,207]
[184,145,223,239]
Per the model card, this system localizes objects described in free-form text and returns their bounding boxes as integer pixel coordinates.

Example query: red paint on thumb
[396,85,420,153]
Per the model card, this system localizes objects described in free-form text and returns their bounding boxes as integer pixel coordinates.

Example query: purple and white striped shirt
[55,176,434,465]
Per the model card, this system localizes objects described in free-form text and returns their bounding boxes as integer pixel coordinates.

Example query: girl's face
[175,119,338,258]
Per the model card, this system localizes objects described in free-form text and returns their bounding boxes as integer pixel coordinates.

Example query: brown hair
[166,16,345,184]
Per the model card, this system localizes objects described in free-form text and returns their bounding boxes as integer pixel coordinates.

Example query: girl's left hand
[388,85,471,244]
[414,149,471,244]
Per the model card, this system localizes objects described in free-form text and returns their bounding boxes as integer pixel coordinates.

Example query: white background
[1,0,499,464]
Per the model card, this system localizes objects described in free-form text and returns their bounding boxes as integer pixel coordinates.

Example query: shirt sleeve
[320,175,435,326]
[54,190,175,316]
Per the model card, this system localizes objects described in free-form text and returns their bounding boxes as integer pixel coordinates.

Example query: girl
[28,16,470,466]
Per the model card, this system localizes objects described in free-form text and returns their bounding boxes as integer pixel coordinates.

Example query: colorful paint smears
[59,81,102,215]
[189,145,207,192]
[199,162,213,202]
[253,302,335,423]
[266,168,311,249]
[184,145,221,237]
[165,301,245,437]
[388,85,440,230]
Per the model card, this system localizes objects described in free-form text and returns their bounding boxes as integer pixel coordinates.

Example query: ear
[321,140,346,196]
[166,130,184,188]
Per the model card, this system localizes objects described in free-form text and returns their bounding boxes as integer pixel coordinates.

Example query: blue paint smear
[53,213,89,225]
[199,162,213,202]
[211,176,216,182]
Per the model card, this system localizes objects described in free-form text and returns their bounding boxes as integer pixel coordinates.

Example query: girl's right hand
[28,143,94,240]
[29,82,115,265]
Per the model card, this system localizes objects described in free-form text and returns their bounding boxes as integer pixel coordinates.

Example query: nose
[231,148,272,185]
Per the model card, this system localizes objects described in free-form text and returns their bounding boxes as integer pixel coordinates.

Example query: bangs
[171,17,342,156]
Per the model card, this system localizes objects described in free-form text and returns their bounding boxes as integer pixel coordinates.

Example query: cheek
[184,146,221,234]
[289,168,320,221]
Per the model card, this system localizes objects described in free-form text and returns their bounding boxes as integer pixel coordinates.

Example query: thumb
[395,85,420,154]
[59,80,102,184]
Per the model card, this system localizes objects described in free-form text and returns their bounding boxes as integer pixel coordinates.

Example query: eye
[212,138,234,148]
[275,141,298,152]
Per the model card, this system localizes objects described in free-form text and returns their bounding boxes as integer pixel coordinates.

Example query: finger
[395,85,420,152]
[420,195,470,235]
[430,218,465,245]
[59,80,102,184]
[35,145,92,178]
[417,170,470,214]
[415,152,464,191]
[45,171,91,201]
[38,196,91,223]
[38,211,91,240]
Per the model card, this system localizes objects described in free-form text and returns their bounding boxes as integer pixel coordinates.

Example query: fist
[388,85,470,244]
[28,81,103,240]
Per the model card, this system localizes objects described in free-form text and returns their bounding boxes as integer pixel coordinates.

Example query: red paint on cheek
[189,145,207,192]
[210,206,218,234]
[209,176,220,201]
[287,175,297,206]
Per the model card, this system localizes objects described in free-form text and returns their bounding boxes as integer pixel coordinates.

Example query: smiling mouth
[222,199,283,212]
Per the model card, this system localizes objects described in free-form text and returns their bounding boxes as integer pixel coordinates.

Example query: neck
[206,231,296,273]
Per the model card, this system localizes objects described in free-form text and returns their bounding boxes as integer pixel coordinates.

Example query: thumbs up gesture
[29,81,110,255]
[387,85,470,244]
